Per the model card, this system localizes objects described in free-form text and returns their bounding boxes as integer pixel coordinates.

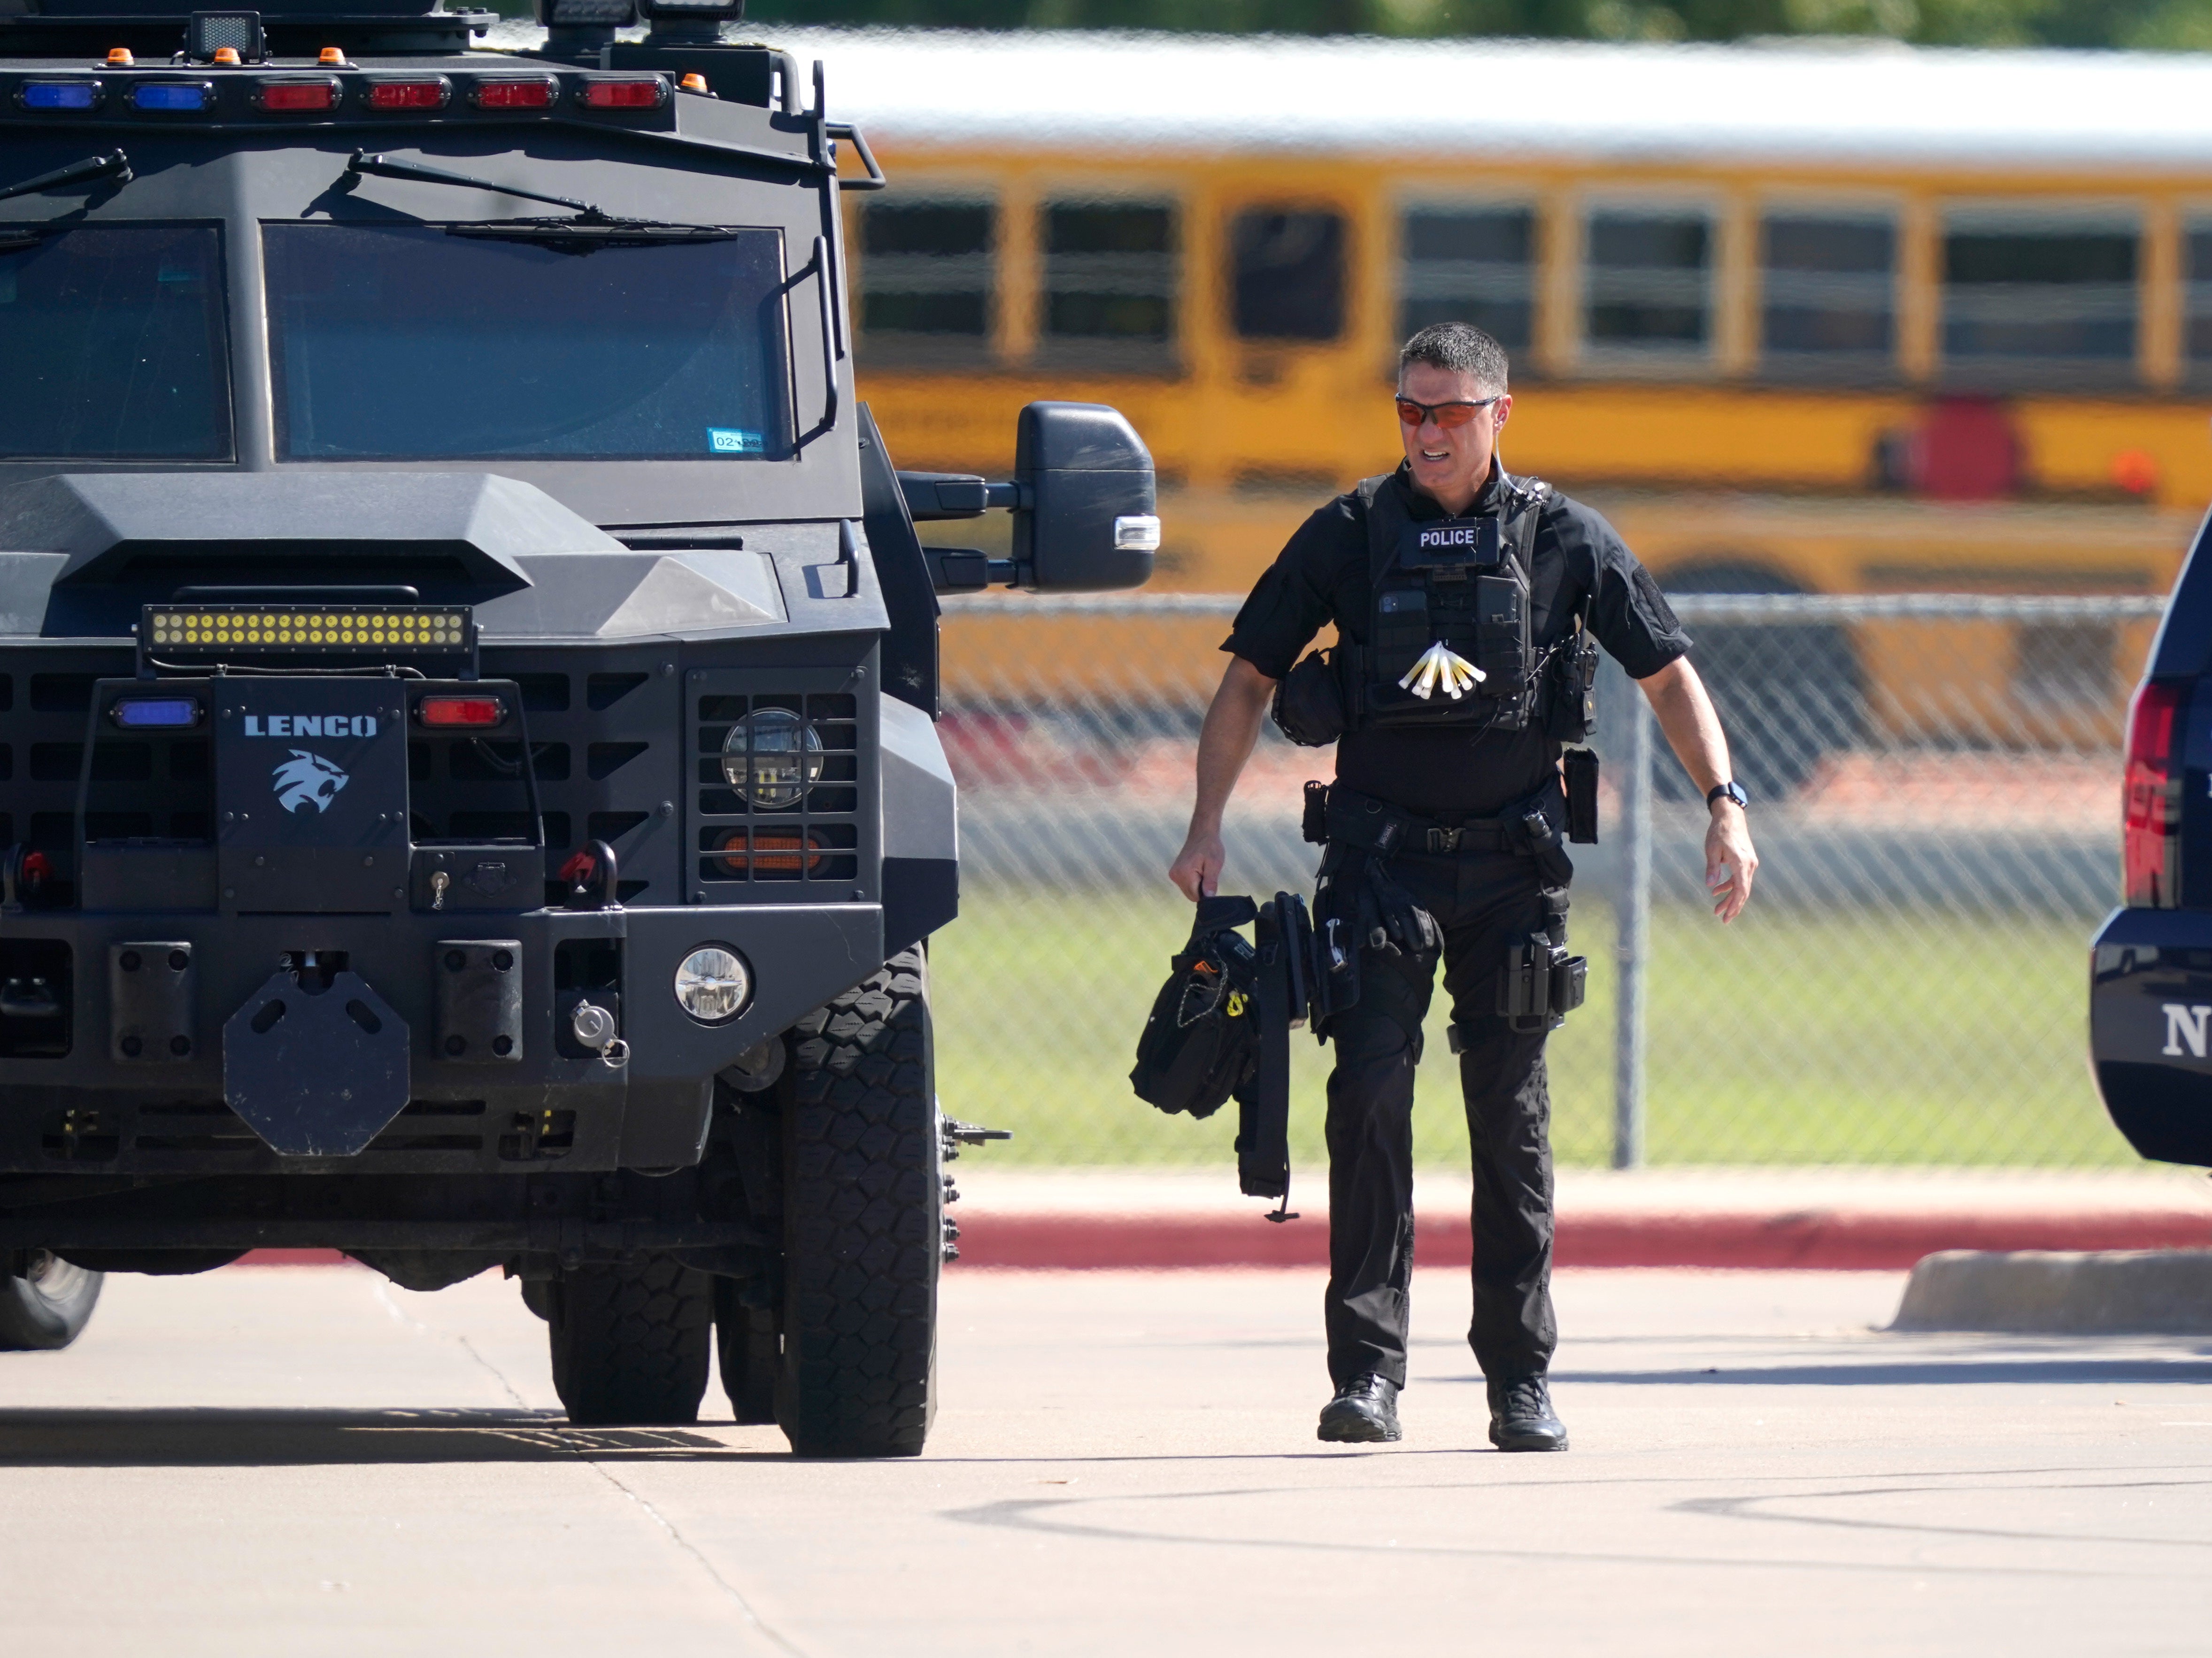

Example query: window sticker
[708,427,763,454]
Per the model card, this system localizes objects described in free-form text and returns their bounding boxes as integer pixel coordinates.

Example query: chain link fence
[924,591,2165,1170]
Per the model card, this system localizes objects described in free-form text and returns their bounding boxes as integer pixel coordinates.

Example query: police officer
[1169,322,1758,1451]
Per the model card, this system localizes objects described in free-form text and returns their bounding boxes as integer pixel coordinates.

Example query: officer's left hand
[1705,802,1757,923]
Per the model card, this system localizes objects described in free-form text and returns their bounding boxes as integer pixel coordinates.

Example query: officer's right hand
[1169,829,1225,902]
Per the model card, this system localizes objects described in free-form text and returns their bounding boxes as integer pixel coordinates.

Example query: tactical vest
[1353,469,1554,732]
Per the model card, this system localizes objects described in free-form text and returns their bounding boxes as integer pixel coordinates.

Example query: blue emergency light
[133,83,210,112]
[111,696,202,729]
[19,82,98,110]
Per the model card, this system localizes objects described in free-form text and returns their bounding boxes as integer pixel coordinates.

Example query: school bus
[819,29,2204,722]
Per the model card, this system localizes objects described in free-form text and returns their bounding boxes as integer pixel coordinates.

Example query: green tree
[740,0,2212,48]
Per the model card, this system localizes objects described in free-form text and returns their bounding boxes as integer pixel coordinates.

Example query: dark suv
[0,0,1157,1454]
[2093,530,2212,1168]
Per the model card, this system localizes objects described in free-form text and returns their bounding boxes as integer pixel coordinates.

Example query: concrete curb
[1892,1248,2212,1333]
[233,1209,2212,1273]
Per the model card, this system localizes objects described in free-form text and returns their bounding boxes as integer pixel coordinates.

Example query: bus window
[1760,212,1895,380]
[1583,208,1712,367]
[857,196,996,368]
[1041,200,1178,373]
[2186,219,2212,382]
[1230,208,1345,342]
[1941,209,2138,387]
[1398,205,1534,351]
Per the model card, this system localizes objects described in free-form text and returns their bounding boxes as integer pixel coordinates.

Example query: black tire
[0,1252,102,1352]
[713,1278,779,1425]
[546,1256,713,1427]
[778,948,941,1458]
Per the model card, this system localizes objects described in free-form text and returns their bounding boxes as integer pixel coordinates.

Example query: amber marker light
[106,47,134,65]
[679,72,709,93]
[212,46,240,64]
[318,46,348,65]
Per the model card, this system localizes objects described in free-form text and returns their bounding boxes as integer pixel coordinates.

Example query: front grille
[690,678,876,900]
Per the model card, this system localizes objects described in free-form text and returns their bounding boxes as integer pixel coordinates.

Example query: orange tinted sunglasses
[1395,395,1501,428]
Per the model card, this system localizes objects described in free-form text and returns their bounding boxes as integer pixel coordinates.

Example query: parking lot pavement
[2,1265,2210,1658]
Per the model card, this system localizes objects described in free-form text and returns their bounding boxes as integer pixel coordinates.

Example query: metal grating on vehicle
[691,676,877,901]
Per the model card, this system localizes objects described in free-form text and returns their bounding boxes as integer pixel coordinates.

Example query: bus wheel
[0,1252,102,1351]
[547,1257,713,1426]
[777,948,940,1458]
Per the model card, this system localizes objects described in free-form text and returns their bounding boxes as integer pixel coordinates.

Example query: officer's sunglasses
[1395,395,1501,429]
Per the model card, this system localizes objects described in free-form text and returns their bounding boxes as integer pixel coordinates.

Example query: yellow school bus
[813,29,2204,718]
[817,33,2212,556]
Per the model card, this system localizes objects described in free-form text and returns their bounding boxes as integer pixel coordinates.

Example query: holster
[1489,886,1587,1034]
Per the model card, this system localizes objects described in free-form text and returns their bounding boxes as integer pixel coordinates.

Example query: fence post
[1612,683,1651,1171]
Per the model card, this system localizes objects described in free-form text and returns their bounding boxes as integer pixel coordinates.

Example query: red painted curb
[225,1211,2212,1273]
[951,1209,2212,1272]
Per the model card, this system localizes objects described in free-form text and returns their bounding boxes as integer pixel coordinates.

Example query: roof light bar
[17,81,100,111]
[365,78,449,111]
[255,77,339,113]
[133,83,214,113]
[143,604,474,663]
[578,76,668,110]
[471,77,557,110]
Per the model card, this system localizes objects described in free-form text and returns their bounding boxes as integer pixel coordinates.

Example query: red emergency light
[417,695,506,729]
[472,77,556,109]
[578,77,666,110]
[255,77,339,112]
[366,78,448,110]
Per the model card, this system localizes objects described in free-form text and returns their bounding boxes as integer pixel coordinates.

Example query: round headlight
[674,945,750,1024]
[721,707,823,810]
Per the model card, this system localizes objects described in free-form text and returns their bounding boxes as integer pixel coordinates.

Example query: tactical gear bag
[1132,892,1313,1219]
[1130,895,1263,1121]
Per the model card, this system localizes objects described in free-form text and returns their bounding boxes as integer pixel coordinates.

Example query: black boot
[1317,1373,1401,1443]
[1487,1373,1568,1452]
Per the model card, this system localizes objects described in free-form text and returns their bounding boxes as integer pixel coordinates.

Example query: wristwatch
[1707,780,1749,811]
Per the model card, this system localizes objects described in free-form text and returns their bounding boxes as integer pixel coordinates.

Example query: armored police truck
[0,0,1156,1454]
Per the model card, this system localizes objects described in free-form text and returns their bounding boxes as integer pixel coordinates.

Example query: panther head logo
[271,750,348,814]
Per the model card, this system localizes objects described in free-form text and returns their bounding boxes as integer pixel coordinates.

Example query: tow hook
[570,1001,627,1067]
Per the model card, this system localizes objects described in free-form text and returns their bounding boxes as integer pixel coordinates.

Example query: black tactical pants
[1323,845,1558,1390]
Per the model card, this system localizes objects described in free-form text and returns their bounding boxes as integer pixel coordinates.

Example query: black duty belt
[1304,782,1511,856]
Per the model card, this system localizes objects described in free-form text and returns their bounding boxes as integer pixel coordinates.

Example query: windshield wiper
[344,152,732,249]
[0,150,133,246]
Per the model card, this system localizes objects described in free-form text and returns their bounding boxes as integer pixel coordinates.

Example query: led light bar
[142,604,474,660]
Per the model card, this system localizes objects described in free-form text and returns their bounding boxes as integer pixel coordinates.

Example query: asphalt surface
[3,1264,2209,1655]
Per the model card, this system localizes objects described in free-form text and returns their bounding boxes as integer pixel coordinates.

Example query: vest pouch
[1372,586,1431,685]
[1272,646,1348,748]
[1475,566,1531,707]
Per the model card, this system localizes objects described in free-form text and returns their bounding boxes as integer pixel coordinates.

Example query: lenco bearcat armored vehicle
[0,0,1156,1453]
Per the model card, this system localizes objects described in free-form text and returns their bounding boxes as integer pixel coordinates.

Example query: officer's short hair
[1399,322,1509,397]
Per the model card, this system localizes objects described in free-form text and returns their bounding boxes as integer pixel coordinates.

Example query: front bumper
[2090,905,2212,1166]
[0,899,883,1175]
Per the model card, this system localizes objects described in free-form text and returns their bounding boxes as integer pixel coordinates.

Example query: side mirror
[1012,402,1157,592]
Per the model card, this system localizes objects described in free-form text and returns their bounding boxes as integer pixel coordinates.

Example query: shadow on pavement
[0,1408,790,1468]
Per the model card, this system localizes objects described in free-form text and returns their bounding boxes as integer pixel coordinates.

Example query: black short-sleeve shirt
[1223,461,1691,817]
